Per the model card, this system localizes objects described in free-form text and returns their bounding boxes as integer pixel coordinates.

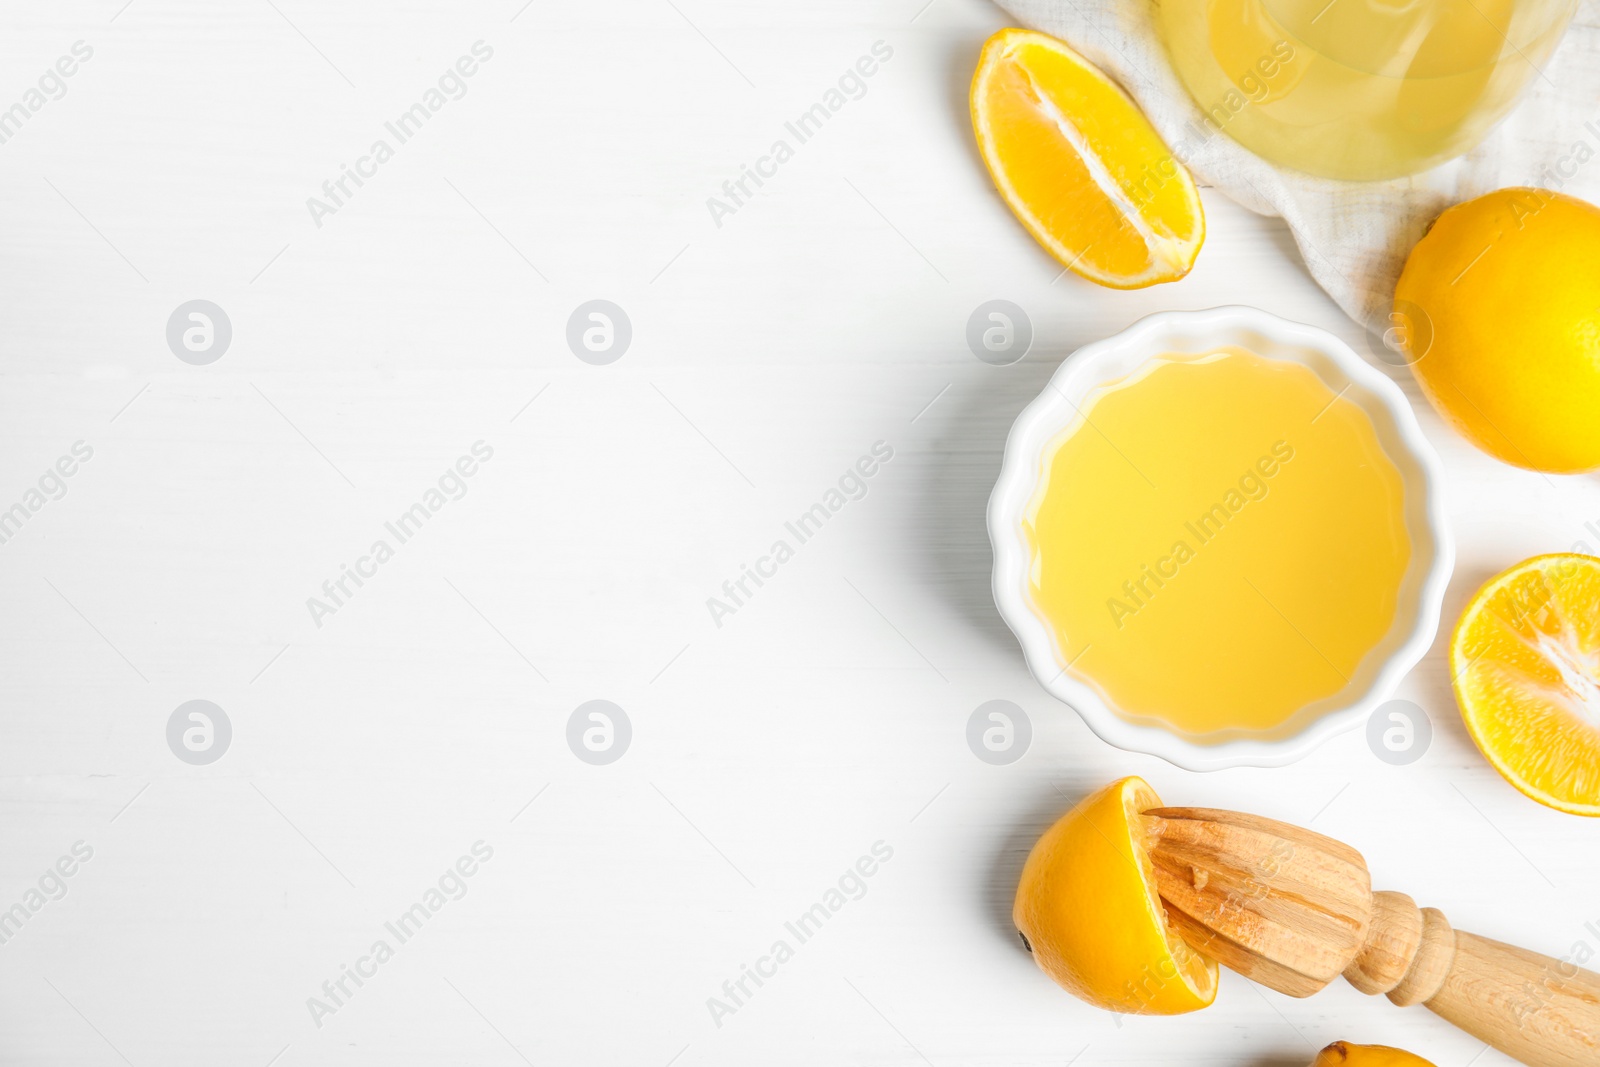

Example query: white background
[0,1,1596,1065]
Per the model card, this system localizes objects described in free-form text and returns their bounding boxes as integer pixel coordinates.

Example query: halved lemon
[1013,776,1218,1013]
[1452,554,1600,816]
[970,28,1204,289]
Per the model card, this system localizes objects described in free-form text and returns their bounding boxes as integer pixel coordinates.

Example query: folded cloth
[993,0,1600,339]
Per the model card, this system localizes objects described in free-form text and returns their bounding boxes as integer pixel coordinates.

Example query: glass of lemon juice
[1160,0,1577,180]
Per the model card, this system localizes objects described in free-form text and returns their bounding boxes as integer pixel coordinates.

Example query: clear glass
[1160,0,1577,180]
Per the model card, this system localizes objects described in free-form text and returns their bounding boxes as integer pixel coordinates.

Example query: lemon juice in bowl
[1160,0,1577,180]
[1022,347,1412,739]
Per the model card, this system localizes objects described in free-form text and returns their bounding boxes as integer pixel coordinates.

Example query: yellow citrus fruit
[1312,1042,1437,1067]
[1013,776,1218,1013]
[1394,188,1600,473]
[970,28,1204,289]
[1451,553,1600,816]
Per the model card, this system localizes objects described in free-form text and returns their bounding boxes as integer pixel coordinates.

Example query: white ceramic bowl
[988,306,1454,771]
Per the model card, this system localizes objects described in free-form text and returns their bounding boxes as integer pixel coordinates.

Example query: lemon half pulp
[1452,553,1600,816]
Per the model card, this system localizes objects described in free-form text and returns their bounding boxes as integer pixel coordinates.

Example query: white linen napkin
[994,0,1600,338]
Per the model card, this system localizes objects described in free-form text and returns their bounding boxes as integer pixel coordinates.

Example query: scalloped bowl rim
[987,306,1454,771]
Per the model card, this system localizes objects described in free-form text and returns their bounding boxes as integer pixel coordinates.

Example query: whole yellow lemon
[1312,1042,1436,1067]
[1394,187,1600,473]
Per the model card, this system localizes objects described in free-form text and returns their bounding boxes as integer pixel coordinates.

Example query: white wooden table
[0,1,1595,1064]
